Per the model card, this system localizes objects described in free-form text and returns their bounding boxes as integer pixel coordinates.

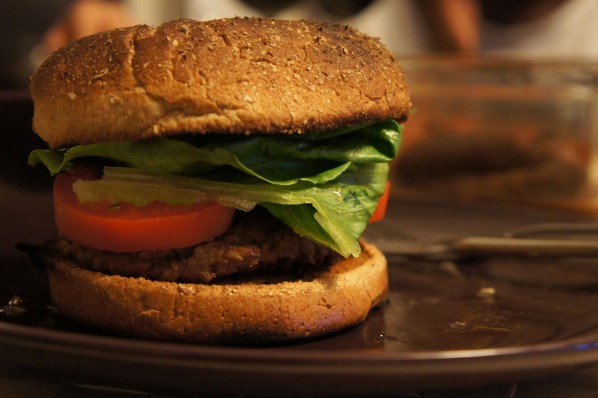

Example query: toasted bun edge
[47,240,388,344]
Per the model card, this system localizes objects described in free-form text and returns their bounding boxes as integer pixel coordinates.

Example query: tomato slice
[53,168,236,252]
[369,181,391,223]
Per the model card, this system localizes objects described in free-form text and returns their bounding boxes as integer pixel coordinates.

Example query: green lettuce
[29,120,402,257]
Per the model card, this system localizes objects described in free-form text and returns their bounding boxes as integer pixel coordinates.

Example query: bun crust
[47,240,388,344]
[30,18,411,148]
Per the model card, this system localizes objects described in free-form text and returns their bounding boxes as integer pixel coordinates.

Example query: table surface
[1,359,597,397]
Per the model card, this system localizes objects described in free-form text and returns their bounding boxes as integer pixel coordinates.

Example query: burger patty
[48,208,340,283]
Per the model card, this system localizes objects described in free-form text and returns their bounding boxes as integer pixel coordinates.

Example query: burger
[26,17,411,344]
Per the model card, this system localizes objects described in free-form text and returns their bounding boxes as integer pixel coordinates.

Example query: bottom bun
[47,240,388,344]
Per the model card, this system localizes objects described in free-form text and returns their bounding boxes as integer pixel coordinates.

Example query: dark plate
[1,95,598,396]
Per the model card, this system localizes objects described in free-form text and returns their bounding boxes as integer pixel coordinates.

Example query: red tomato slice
[53,168,236,252]
[369,181,391,223]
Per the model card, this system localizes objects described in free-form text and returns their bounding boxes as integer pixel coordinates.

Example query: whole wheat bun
[47,240,388,344]
[30,17,411,149]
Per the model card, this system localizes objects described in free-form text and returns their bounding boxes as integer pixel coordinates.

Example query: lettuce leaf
[29,120,401,185]
[73,163,387,256]
[29,120,402,256]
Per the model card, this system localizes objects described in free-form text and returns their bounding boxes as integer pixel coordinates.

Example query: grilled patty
[47,208,339,283]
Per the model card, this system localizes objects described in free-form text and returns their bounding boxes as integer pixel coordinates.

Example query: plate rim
[1,317,597,369]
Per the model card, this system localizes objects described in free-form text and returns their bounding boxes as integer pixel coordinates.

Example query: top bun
[30,18,411,149]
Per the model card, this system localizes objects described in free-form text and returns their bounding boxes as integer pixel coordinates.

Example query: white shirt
[480,0,598,59]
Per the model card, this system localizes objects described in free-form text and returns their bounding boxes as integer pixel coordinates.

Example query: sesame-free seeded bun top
[30,17,411,149]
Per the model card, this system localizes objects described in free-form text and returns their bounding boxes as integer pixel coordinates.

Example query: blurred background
[2,0,598,209]
[2,0,598,89]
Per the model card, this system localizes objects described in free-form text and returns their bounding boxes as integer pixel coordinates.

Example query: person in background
[183,0,435,55]
[415,0,481,53]
[479,0,598,59]
[0,0,133,89]
[182,0,598,58]
[3,0,597,89]
[416,0,598,58]
[43,0,134,54]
